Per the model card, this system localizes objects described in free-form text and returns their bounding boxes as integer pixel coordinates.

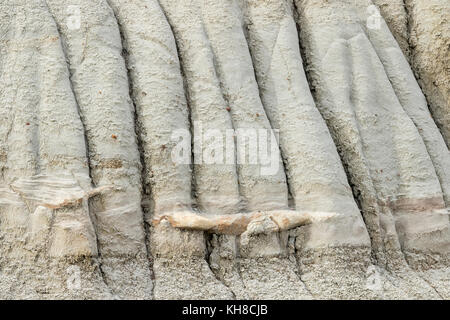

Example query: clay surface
[0,0,448,299]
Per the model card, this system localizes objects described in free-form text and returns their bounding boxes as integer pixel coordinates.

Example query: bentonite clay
[0,0,449,300]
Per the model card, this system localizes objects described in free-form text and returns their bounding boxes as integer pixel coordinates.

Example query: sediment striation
[0,0,448,299]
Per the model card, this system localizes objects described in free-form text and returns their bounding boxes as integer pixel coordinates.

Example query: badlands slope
[0,0,449,299]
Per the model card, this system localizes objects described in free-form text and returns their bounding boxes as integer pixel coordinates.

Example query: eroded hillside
[0,0,449,299]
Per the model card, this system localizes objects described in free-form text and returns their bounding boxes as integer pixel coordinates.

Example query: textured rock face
[0,0,448,300]
[374,0,450,148]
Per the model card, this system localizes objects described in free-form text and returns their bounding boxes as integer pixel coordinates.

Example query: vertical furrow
[349,32,448,275]
[197,0,302,299]
[360,5,450,207]
[302,34,387,298]
[199,0,289,212]
[157,0,240,216]
[293,0,446,299]
[240,0,369,243]
[359,1,450,297]
[45,0,153,299]
[107,0,192,215]
[107,0,233,299]
[157,0,245,298]
[1,0,110,299]
[372,0,410,59]
[237,0,371,299]
[0,2,41,269]
[404,0,450,148]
